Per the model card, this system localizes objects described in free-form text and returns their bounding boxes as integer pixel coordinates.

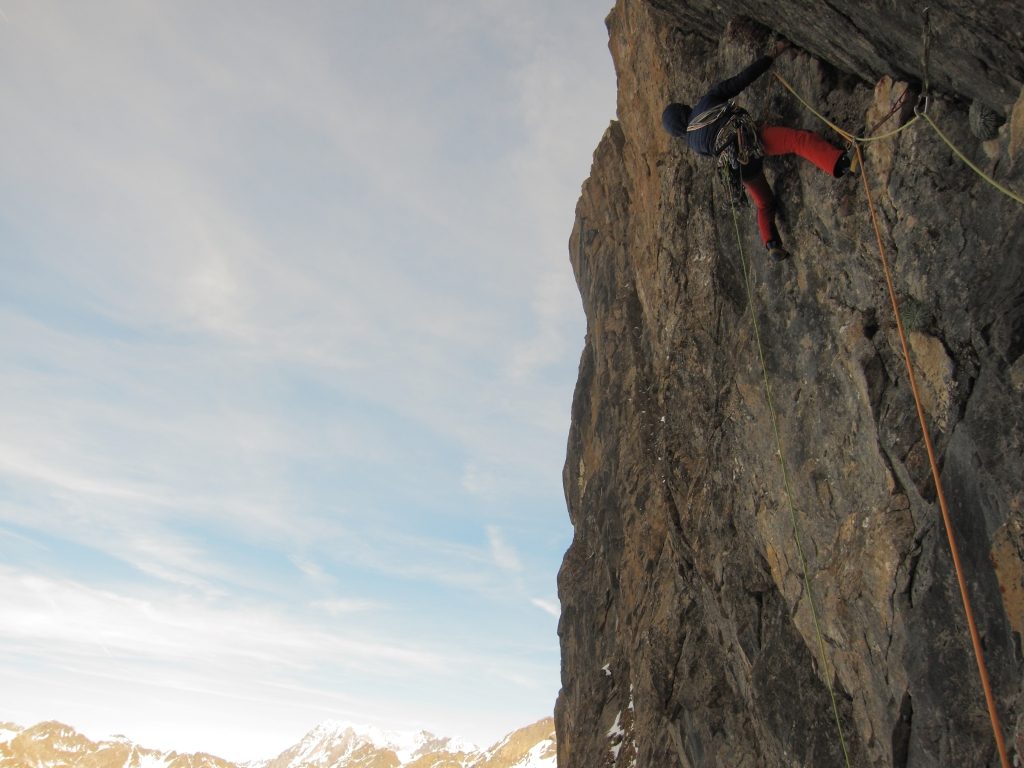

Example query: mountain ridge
[0,718,555,768]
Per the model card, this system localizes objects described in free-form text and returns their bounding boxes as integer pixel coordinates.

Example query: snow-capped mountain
[251,720,478,768]
[0,718,555,768]
[465,719,555,768]
[252,718,554,768]
[0,721,236,768]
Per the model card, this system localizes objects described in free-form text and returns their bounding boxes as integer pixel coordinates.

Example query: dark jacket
[686,55,774,157]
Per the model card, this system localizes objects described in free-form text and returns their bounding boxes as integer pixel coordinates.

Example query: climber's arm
[706,55,775,101]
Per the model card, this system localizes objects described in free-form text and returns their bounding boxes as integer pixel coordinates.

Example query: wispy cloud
[461,463,496,497]
[311,598,382,617]
[0,0,613,758]
[0,566,441,672]
[530,598,561,618]
[0,440,160,502]
[487,526,524,573]
[293,558,336,586]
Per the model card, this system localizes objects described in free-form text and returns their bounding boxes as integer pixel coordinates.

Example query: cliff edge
[557,1,1024,766]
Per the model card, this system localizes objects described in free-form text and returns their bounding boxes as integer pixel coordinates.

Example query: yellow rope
[917,111,1024,206]
[859,114,921,144]
[726,190,853,767]
[773,71,1024,206]
[772,72,921,145]
[772,72,856,142]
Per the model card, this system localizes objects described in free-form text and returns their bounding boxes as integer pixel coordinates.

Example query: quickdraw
[717,161,746,207]
[687,101,764,171]
[715,111,764,170]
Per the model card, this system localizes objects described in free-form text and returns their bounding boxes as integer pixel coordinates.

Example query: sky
[0,0,616,761]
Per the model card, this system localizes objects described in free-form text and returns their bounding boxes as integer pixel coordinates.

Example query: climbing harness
[688,102,762,207]
[770,49,1015,768]
[714,110,764,170]
[717,161,746,208]
[723,188,853,768]
[688,101,765,171]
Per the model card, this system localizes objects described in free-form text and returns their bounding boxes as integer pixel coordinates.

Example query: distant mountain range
[0,718,556,768]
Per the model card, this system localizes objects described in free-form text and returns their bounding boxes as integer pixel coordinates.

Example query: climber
[662,40,859,261]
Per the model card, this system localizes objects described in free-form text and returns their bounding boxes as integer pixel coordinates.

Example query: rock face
[556,2,1024,767]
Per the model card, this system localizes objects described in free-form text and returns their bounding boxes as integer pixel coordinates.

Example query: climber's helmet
[662,103,691,138]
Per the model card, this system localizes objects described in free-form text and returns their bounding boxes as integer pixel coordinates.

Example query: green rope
[858,114,921,144]
[726,194,852,767]
[772,72,920,146]
[918,111,1024,206]
[773,71,1024,207]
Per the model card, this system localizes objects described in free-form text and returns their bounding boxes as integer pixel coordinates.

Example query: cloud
[311,598,381,617]
[313,528,503,595]
[487,526,523,573]
[292,558,336,586]
[530,598,561,618]
[0,438,166,504]
[0,562,562,759]
[461,462,496,496]
[0,0,609,506]
[0,0,614,759]
[0,566,440,673]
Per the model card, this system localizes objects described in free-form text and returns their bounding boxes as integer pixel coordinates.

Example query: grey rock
[556,1,1024,766]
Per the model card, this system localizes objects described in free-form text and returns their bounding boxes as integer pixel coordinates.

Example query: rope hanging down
[772,70,1012,768]
[725,187,853,768]
[854,143,1011,768]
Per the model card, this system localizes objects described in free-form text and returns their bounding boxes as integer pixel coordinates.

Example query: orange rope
[855,144,1011,768]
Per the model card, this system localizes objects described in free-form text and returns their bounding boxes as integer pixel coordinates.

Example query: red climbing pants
[741,125,845,246]
[761,125,843,174]
[742,172,781,246]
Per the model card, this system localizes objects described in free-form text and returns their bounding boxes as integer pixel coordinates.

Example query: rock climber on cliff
[661,40,859,261]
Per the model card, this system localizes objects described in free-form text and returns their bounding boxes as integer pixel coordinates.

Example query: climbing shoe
[836,146,861,178]
[766,240,790,262]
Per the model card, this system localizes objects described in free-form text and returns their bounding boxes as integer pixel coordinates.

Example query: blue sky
[0,0,615,761]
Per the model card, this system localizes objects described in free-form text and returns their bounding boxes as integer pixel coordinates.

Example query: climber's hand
[773,39,792,57]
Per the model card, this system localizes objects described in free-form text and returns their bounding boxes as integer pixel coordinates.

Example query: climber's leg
[760,125,845,177]
[740,162,781,246]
